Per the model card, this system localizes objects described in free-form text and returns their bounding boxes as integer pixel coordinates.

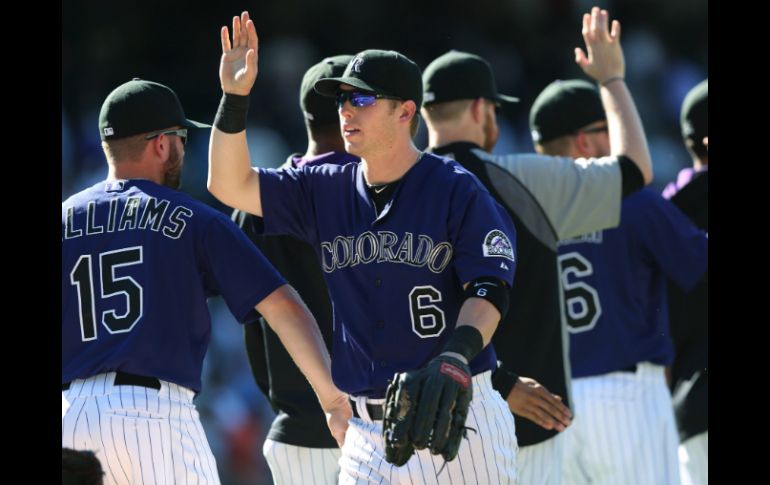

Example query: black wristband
[491,360,519,399]
[214,93,250,134]
[442,325,484,362]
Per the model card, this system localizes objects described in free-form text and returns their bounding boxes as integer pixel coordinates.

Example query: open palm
[219,11,259,95]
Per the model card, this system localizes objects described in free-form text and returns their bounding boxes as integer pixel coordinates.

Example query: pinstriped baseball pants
[263,438,341,485]
[562,363,680,485]
[339,371,518,484]
[517,430,566,485]
[62,372,220,484]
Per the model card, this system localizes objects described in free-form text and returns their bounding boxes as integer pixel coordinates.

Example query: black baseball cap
[681,79,707,142]
[98,78,210,141]
[314,50,423,108]
[300,55,354,125]
[422,51,519,106]
[529,79,605,144]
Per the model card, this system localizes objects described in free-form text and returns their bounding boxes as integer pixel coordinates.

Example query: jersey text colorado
[320,231,452,274]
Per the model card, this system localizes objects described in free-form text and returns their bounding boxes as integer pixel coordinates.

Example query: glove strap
[439,360,471,389]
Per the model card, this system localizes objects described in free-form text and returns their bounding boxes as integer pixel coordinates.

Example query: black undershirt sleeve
[491,360,519,400]
[619,155,644,198]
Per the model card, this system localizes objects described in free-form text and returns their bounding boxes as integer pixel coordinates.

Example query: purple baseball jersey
[558,189,708,378]
[662,166,707,201]
[62,179,285,392]
[259,152,517,397]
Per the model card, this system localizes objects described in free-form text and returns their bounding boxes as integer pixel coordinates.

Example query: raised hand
[575,7,625,85]
[219,11,259,95]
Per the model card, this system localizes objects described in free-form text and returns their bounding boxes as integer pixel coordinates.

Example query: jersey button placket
[374,278,382,287]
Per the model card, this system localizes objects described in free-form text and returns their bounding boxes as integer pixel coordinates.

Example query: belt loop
[354,396,369,421]
[350,396,384,421]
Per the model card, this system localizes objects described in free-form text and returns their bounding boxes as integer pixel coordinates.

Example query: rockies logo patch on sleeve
[482,229,515,261]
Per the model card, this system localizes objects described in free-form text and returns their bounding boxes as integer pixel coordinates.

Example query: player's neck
[361,144,422,185]
[428,124,485,151]
[107,163,161,185]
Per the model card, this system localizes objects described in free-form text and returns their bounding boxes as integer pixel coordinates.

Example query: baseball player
[529,78,708,484]
[421,8,653,485]
[233,54,358,485]
[210,11,519,483]
[62,78,350,484]
[662,79,708,485]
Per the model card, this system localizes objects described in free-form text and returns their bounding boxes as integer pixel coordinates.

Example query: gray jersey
[431,142,622,449]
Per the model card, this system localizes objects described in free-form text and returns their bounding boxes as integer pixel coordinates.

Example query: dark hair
[62,448,105,485]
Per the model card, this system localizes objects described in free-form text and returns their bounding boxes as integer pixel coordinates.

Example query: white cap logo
[103,127,114,137]
[350,56,364,73]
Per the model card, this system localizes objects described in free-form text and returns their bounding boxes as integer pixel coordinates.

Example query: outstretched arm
[576,7,653,184]
[256,284,351,447]
[505,377,572,431]
[208,11,264,216]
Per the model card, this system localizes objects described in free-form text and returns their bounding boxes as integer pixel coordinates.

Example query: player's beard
[162,143,183,190]
[481,107,499,152]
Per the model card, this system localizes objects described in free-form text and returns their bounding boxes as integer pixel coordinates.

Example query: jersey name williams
[63,196,193,241]
[320,231,453,274]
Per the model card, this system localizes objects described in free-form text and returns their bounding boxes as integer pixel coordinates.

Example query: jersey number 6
[409,285,446,338]
[69,246,144,341]
[558,252,602,333]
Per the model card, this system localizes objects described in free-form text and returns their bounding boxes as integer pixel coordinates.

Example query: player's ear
[148,134,168,158]
[400,100,417,122]
[574,132,592,158]
[470,98,485,124]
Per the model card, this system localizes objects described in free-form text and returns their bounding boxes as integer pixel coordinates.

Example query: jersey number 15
[69,246,144,341]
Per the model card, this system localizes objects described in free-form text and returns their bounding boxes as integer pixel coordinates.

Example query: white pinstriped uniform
[263,439,341,485]
[61,372,220,484]
[562,363,680,485]
[517,431,565,485]
[678,432,707,485]
[339,371,518,484]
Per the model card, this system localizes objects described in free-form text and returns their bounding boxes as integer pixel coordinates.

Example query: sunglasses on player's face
[336,91,402,109]
[145,128,188,145]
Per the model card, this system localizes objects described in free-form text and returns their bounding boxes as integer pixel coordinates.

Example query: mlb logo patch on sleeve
[482,229,514,261]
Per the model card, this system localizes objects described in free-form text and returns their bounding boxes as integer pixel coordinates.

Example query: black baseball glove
[382,354,473,466]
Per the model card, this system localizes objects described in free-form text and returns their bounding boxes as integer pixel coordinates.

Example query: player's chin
[344,141,363,157]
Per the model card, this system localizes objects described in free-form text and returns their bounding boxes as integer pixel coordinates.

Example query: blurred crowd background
[62,1,707,483]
